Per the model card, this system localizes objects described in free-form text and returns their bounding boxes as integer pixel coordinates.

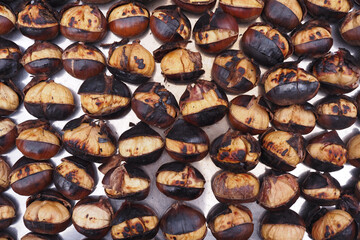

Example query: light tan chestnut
[0,118,17,154]
[0,80,22,117]
[0,158,10,193]
[304,0,353,21]
[347,133,360,167]
[341,10,360,46]
[0,195,15,230]
[0,2,15,35]
[219,0,264,22]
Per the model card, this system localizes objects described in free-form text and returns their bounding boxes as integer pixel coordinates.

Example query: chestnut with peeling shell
[347,133,360,167]
[156,161,205,200]
[0,118,17,154]
[0,158,10,193]
[340,10,360,46]
[78,73,131,119]
[0,79,22,116]
[118,122,164,165]
[304,0,353,21]
[219,0,264,22]
[0,38,22,79]
[0,195,15,230]
[0,2,15,35]
[9,156,53,196]
[207,203,253,240]
[21,232,62,240]
[165,119,209,162]
[173,0,215,13]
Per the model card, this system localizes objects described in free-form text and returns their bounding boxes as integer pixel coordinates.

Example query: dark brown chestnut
[173,0,215,13]
[0,158,10,193]
[179,80,228,127]
[0,118,17,154]
[54,156,96,200]
[241,23,292,67]
[62,42,106,80]
[9,156,53,196]
[82,0,115,3]
[304,131,347,172]
[0,80,22,116]
[0,2,15,35]
[0,195,15,230]
[21,232,62,240]
[194,8,238,53]
[111,201,159,240]
[337,194,359,217]
[118,121,164,165]
[356,180,360,201]
[219,0,264,22]
[160,202,206,240]
[78,73,131,119]
[212,170,260,203]
[340,10,360,46]
[0,231,14,240]
[72,196,113,239]
[0,38,22,79]
[210,129,261,172]
[47,0,69,7]
[156,161,205,200]
[347,133,360,167]
[165,119,209,162]
[304,0,353,21]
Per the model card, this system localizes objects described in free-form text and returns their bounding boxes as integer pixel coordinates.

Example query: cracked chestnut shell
[0,195,15,230]
[102,163,150,201]
[21,232,62,240]
[62,42,106,80]
[0,2,15,35]
[160,202,206,240]
[72,196,113,239]
[150,5,191,43]
[341,10,360,46]
[0,158,10,193]
[219,0,264,22]
[24,190,72,235]
[0,117,17,154]
[156,161,205,200]
[173,0,215,13]
[118,121,164,165]
[165,119,209,162]
[54,156,96,200]
[180,80,228,127]
[210,129,261,172]
[207,203,253,240]
[212,170,260,203]
[9,156,53,196]
[304,131,347,172]
[0,38,22,79]
[241,23,292,67]
[78,73,131,119]
[0,79,22,116]
[347,133,360,168]
[304,0,353,21]
[132,82,179,128]
[111,201,159,240]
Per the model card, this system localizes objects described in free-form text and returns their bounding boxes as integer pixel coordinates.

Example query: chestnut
[54,156,96,200]
[304,0,353,21]
[150,5,191,43]
[211,49,260,94]
[219,0,264,22]
[9,156,53,196]
[212,170,260,203]
[340,10,360,46]
[78,73,131,119]
[356,180,360,201]
[102,163,150,201]
[17,0,59,40]
[165,119,209,162]
[47,0,69,7]
[0,38,21,79]
[262,62,320,106]
[194,8,238,53]
[82,0,114,3]
[0,118,17,154]
[173,0,215,13]
[111,201,159,240]
[118,121,164,165]
[337,194,359,217]
[347,133,360,167]
[301,172,341,206]
[304,131,347,172]
[210,129,261,172]
[62,42,106,80]
[107,1,149,38]
[228,95,271,135]
[62,115,117,162]
[21,232,62,240]
[23,190,71,235]
[179,80,228,127]
[23,76,75,120]
[315,95,357,130]
[207,203,253,240]
[0,232,14,240]
[0,195,15,230]
[160,202,206,240]
[241,23,292,67]
[16,120,61,160]
[0,158,10,193]
[0,79,22,116]
[0,2,15,35]
[60,3,107,42]
[72,196,113,239]
[156,161,205,200]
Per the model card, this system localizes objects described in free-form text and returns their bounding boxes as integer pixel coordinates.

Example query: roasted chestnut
[72,196,113,239]
[9,156,53,196]
[262,62,320,106]
[54,156,96,200]
[241,23,292,67]
[337,194,359,217]
[194,8,238,54]
[23,190,71,235]
[0,80,22,116]
[111,201,159,240]
[173,0,215,13]
[82,0,114,3]
[60,4,107,42]
[347,133,360,167]
[102,163,150,201]
[0,2,15,35]
[304,0,353,21]
[160,202,206,240]
[356,180,360,201]
[210,129,261,172]
[304,131,347,172]
[0,158,10,193]
[165,119,209,162]
[47,0,69,7]
[118,121,164,165]
[17,0,59,40]
[0,231,14,240]
[0,118,17,154]
[132,82,179,128]
[21,232,62,240]
[107,1,149,38]
[179,80,228,127]
[228,95,271,135]
[150,5,191,43]
[219,0,264,22]
[62,42,106,80]
[340,10,360,46]
[78,73,131,119]
[0,195,15,230]
[212,170,260,203]
[0,38,22,79]
[62,115,117,162]
[23,76,75,120]
[156,161,205,200]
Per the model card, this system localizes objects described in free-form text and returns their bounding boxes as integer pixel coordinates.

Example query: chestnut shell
[219,0,264,22]
[173,0,216,13]
[0,117,17,154]
[0,2,15,35]
[0,195,15,230]
[0,38,22,79]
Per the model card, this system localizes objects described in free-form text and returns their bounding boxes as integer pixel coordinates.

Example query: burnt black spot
[85,214,89,218]
[281,149,288,156]
[245,117,252,124]
[325,225,331,238]
[159,13,172,23]
[238,67,245,75]
[21,14,32,25]
[205,33,209,39]
[219,151,229,160]
[135,223,144,233]
[225,61,233,68]
[233,150,245,160]
[332,105,339,114]
[25,166,31,174]
[198,33,203,41]
[87,51,94,55]
[122,232,130,237]
[98,137,109,143]
[180,24,184,31]
[324,0,329,4]
[131,9,136,14]
[65,171,76,180]
[343,104,350,114]
[124,227,130,232]
[179,181,185,184]
[139,8,145,14]
[276,71,297,84]
[337,224,341,228]
[309,35,315,40]
[122,12,126,16]
[69,17,77,27]
[316,31,322,37]
[134,56,145,69]
[182,145,187,154]
[88,19,92,26]
[231,56,240,62]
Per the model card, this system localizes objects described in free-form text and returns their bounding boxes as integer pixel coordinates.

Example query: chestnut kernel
[304,0,353,21]
[219,0,264,22]
[347,133,360,168]
[21,232,62,240]
[0,2,15,35]
[0,118,17,154]
[0,195,15,230]
[340,10,360,46]
[173,0,215,14]
[0,38,22,79]
[0,79,22,116]
[0,158,10,193]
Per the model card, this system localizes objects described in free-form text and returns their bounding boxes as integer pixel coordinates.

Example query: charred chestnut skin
[0,2,15,35]
[0,79,22,116]
[0,195,15,230]
[0,38,22,79]
[347,133,360,168]
[219,0,264,22]
[0,118,17,154]
[304,0,353,21]
[173,0,215,13]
